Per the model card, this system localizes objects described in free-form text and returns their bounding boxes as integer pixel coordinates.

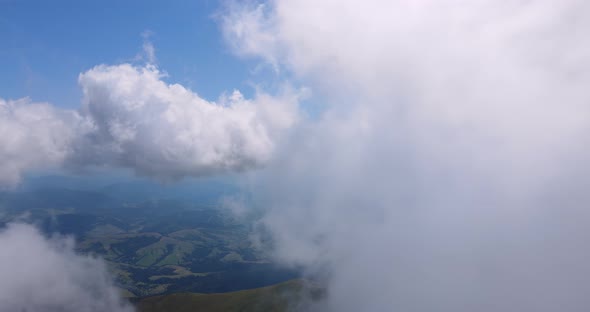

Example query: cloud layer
[223,1,590,311]
[0,63,299,187]
[0,223,133,312]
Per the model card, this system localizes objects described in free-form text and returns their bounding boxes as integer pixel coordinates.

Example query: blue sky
[0,0,258,108]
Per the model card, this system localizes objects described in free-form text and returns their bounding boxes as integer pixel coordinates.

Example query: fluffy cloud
[0,63,299,187]
[223,1,590,311]
[0,98,80,188]
[72,63,299,180]
[0,223,133,312]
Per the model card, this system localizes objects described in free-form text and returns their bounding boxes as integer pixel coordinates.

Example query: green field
[0,184,299,298]
[136,279,324,312]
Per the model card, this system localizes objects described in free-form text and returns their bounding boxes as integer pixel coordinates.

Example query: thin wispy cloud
[136,30,157,64]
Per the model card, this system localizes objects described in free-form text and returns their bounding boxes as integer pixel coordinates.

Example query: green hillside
[136,279,323,312]
[0,187,299,297]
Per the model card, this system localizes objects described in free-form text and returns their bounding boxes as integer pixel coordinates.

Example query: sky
[0,0,257,107]
[2,1,590,312]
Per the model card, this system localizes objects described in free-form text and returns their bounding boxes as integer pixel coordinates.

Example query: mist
[222,1,590,311]
[0,223,134,312]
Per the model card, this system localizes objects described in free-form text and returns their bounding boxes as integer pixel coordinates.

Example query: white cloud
[221,2,281,71]
[0,223,133,312]
[72,63,299,180]
[0,63,299,187]
[0,98,80,188]
[223,1,590,311]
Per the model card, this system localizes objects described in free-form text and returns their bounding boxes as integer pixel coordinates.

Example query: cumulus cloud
[0,62,299,187]
[72,63,299,180]
[0,223,133,312]
[0,98,80,188]
[222,1,590,311]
